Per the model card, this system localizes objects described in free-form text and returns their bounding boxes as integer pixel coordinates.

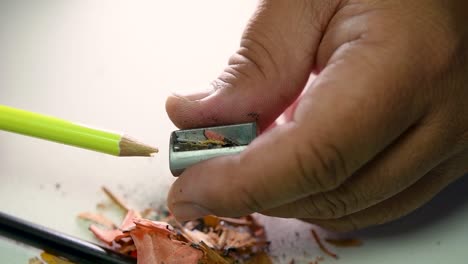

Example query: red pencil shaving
[203,130,225,142]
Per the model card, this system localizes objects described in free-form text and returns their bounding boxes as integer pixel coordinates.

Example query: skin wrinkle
[303,194,327,218]
[212,8,315,127]
[307,150,468,232]
[242,36,306,109]
[329,120,452,218]
[338,181,361,214]
[294,143,313,196]
[363,125,423,197]
[211,77,233,92]
[324,142,349,182]
[258,70,456,221]
[241,2,309,83]
[303,138,346,193]
[307,2,334,35]
[319,192,342,219]
[317,3,417,72]
[295,83,367,188]
[224,63,251,80]
[306,189,353,219]
[233,46,269,80]
[316,50,419,146]
[316,7,369,69]
[283,2,318,63]
[330,189,352,218]
[220,68,245,83]
[301,142,331,192]
[240,36,279,80]
[241,7,316,102]
[250,124,320,208]
[309,1,344,70]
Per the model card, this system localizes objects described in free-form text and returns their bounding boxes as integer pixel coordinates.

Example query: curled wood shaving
[183,228,216,248]
[101,186,131,213]
[218,216,252,225]
[311,229,338,259]
[77,212,116,229]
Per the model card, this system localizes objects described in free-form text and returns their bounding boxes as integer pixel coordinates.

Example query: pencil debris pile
[74,187,364,264]
[79,187,272,264]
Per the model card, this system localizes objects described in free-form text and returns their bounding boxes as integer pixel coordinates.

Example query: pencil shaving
[81,187,272,263]
[77,212,116,229]
[101,186,132,213]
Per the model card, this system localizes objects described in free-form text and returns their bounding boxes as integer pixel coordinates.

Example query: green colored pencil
[0,104,158,157]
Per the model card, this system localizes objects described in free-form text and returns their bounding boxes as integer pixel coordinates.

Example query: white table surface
[1,1,467,263]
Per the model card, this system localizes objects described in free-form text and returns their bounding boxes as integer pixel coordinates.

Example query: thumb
[166,0,337,131]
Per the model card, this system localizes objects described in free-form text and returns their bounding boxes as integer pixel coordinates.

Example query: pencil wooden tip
[119,135,158,157]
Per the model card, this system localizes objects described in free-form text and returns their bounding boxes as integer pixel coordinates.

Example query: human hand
[165,0,468,231]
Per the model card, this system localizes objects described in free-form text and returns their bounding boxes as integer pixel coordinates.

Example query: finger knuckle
[323,193,350,219]
[231,35,280,81]
[339,181,365,213]
[305,192,352,219]
[294,139,349,193]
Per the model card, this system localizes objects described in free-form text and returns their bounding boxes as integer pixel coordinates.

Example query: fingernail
[171,89,213,101]
[171,202,212,221]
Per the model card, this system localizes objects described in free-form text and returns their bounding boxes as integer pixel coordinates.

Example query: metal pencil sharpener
[169,122,257,176]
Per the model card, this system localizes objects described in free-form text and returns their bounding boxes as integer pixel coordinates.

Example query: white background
[1,1,468,263]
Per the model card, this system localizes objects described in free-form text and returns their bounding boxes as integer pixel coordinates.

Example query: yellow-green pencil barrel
[0,105,158,156]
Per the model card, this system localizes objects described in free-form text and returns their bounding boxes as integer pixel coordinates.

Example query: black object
[0,211,136,264]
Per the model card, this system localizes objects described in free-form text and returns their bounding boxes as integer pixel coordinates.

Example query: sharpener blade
[169,122,257,176]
